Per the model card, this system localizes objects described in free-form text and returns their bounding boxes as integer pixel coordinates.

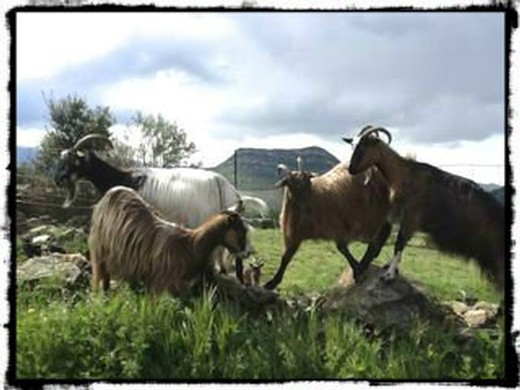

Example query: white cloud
[15,11,507,187]
[16,12,238,81]
[16,127,47,147]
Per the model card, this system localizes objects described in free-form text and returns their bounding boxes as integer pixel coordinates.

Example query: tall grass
[16,285,504,380]
[16,228,504,380]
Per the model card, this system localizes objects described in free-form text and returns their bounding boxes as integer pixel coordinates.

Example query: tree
[131,111,196,168]
[34,94,115,176]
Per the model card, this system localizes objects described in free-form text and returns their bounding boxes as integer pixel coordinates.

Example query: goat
[89,186,251,296]
[344,125,505,290]
[243,259,264,287]
[55,134,268,281]
[54,134,269,226]
[263,156,392,290]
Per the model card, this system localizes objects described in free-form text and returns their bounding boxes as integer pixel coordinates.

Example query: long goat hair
[89,186,251,296]
[345,125,505,290]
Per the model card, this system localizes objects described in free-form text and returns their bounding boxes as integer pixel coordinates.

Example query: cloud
[212,12,504,144]
[16,12,505,156]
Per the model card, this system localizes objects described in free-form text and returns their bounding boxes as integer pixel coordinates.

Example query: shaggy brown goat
[89,186,251,296]
[263,159,392,290]
[344,126,505,290]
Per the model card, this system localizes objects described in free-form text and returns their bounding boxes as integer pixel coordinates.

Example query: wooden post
[234,149,238,188]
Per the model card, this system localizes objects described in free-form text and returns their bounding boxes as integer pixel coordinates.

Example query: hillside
[211,146,340,191]
[491,187,504,205]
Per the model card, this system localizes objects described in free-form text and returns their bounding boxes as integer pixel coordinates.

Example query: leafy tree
[131,111,196,168]
[34,94,115,176]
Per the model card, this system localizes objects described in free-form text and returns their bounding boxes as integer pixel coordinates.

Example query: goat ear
[233,200,244,214]
[342,137,354,145]
[227,212,241,226]
[277,164,290,177]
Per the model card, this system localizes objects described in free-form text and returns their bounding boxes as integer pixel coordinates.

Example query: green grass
[254,229,500,303]
[16,227,505,381]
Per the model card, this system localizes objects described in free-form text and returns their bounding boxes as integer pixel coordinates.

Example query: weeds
[16,229,504,380]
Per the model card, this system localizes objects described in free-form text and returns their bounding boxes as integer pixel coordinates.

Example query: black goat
[344,126,505,290]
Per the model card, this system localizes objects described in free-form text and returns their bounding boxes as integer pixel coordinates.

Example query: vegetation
[34,94,115,176]
[130,111,196,168]
[16,227,505,381]
[31,95,197,178]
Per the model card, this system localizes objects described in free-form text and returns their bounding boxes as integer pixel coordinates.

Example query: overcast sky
[16,11,506,184]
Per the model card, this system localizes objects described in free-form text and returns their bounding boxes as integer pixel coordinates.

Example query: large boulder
[17,253,90,287]
[322,265,447,331]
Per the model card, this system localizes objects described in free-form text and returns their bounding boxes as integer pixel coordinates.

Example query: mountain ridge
[210,146,340,190]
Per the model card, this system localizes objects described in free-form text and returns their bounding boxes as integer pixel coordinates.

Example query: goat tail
[238,195,270,217]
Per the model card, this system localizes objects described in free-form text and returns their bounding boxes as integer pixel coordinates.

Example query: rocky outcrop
[17,252,90,287]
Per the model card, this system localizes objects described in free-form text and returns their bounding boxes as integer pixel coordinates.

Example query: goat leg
[235,255,244,284]
[336,241,363,283]
[263,243,300,290]
[381,227,410,283]
[358,221,392,276]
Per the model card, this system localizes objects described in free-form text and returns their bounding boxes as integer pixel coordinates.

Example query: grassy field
[15,227,505,381]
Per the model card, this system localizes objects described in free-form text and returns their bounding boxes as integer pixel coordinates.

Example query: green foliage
[34,94,115,176]
[16,286,505,380]
[131,111,196,168]
[16,228,504,380]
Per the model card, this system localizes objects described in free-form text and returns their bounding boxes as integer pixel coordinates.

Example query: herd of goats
[53,125,505,297]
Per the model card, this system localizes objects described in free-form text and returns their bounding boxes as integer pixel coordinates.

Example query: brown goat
[263,159,392,290]
[89,186,251,296]
[345,126,505,290]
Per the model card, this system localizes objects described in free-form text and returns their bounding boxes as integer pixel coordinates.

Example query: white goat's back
[137,168,240,228]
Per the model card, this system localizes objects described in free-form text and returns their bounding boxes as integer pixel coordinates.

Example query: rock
[450,301,499,328]
[27,225,57,238]
[32,234,52,246]
[17,253,90,287]
[208,272,282,311]
[57,227,87,244]
[464,309,490,328]
[445,300,470,317]
[324,265,445,332]
[21,224,67,257]
[23,216,57,231]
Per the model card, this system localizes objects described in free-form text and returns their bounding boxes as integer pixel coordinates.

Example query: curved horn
[359,126,392,145]
[358,125,376,137]
[72,133,113,151]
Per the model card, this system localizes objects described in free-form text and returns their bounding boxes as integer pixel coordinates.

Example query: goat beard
[62,180,78,208]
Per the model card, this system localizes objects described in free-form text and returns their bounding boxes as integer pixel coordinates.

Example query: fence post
[234,149,238,189]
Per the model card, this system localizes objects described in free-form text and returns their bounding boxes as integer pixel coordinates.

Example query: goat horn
[358,125,376,137]
[72,133,113,151]
[359,126,392,145]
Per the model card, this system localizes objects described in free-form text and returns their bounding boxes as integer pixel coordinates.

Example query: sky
[15,11,506,185]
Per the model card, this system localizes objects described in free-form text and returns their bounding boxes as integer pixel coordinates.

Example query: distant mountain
[479,183,501,193]
[17,146,38,165]
[211,146,340,191]
[490,187,504,205]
